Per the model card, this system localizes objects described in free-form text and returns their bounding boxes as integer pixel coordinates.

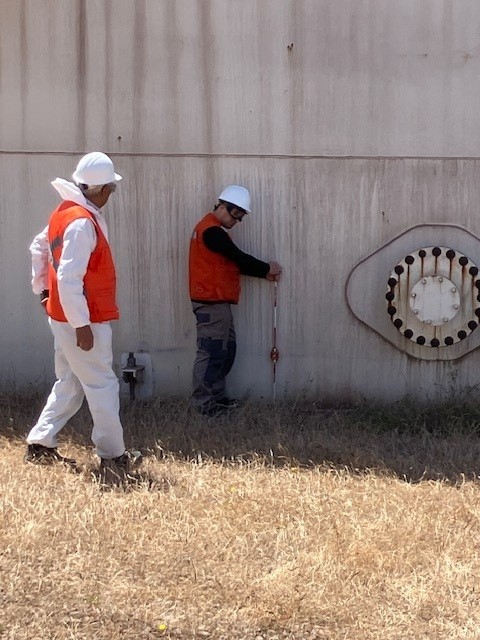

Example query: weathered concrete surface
[2,1,480,401]
[2,0,480,156]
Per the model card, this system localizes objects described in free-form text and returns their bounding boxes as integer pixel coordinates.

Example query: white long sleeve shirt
[30,179,111,329]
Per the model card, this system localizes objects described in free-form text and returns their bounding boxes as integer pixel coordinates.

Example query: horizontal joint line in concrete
[1,150,480,161]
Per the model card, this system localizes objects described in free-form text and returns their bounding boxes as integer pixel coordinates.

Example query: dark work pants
[191,302,236,410]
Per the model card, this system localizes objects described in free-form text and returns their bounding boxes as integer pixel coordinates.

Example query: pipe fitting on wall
[122,352,145,401]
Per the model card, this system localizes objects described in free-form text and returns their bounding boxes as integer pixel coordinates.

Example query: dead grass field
[2,393,480,639]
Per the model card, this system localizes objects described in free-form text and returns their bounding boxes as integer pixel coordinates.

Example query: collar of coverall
[51,178,101,217]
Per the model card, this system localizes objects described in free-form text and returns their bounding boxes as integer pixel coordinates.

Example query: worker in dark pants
[189,185,281,416]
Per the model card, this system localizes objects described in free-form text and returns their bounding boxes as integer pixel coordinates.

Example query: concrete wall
[2,0,480,401]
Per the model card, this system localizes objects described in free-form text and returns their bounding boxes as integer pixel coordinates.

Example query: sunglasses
[226,203,246,221]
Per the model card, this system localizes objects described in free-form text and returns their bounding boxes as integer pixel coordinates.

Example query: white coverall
[26,179,125,459]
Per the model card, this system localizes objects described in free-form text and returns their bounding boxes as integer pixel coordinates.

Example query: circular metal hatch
[386,246,480,347]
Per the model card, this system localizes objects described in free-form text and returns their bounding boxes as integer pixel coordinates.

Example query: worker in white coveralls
[189,185,282,416]
[25,152,140,477]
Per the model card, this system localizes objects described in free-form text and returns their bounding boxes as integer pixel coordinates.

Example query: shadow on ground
[2,392,480,483]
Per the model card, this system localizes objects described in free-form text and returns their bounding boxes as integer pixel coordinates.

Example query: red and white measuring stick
[270,281,279,402]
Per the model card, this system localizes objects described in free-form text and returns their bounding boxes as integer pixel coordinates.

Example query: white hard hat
[72,151,122,186]
[218,185,251,213]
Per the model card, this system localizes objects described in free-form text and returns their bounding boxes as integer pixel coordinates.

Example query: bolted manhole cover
[386,247,480,347]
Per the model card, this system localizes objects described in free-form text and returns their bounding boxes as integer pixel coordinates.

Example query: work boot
[99,450,142,485]
[198,404,229,417]
[25,444,77,467]
[216,397,239,409]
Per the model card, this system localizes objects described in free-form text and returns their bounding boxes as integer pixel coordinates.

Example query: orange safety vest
[189,212,241,304]
[46,201,119,323]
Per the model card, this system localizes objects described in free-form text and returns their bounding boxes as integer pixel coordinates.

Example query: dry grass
[1,393,480,639]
